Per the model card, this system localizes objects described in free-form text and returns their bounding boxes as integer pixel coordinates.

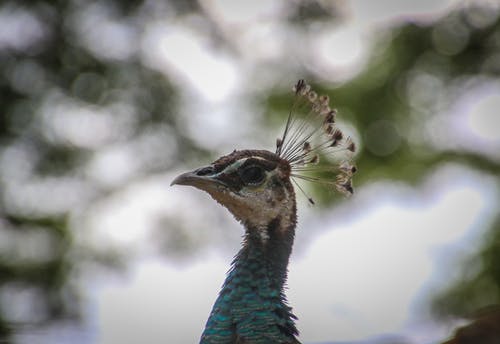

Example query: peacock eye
[239,165,266,186]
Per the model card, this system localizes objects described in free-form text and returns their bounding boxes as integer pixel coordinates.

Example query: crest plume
[276,79,357,202]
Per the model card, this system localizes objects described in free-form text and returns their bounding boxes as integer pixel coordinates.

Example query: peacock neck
[200,216,299,344]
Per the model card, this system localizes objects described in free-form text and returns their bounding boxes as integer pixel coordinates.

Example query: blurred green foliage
[265,1,500,321]
[0,0,189,340]
[0,0,499,342]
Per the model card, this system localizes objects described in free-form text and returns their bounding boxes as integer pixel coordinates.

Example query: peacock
[171,80,356,344]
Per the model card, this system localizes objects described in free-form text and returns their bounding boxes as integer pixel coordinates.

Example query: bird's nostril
[195,166,215,176]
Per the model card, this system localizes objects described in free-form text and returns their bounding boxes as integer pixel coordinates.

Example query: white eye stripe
[219,159,245,175]
[220,156,268,175]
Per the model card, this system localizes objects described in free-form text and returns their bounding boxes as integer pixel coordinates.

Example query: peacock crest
[276,79,357,203]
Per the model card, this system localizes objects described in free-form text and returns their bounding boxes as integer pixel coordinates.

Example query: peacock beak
[170,166,225,191]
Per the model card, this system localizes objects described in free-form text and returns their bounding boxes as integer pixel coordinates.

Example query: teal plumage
[201,220,299,344]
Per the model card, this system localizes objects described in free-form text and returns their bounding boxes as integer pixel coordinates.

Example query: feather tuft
[276,80,357,202]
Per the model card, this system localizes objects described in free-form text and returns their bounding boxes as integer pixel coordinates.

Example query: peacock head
[171,80,357,232]
[171,149,296,231]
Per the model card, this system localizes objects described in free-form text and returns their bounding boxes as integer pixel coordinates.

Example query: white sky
[141,0,460,100]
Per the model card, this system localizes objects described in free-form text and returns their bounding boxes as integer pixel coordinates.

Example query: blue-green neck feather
[200,218,299,344]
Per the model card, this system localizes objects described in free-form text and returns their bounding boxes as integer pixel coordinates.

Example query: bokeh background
[1,0,499,343]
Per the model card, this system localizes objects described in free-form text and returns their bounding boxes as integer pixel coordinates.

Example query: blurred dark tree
[0,0,198,340]
[0,0,499,342]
